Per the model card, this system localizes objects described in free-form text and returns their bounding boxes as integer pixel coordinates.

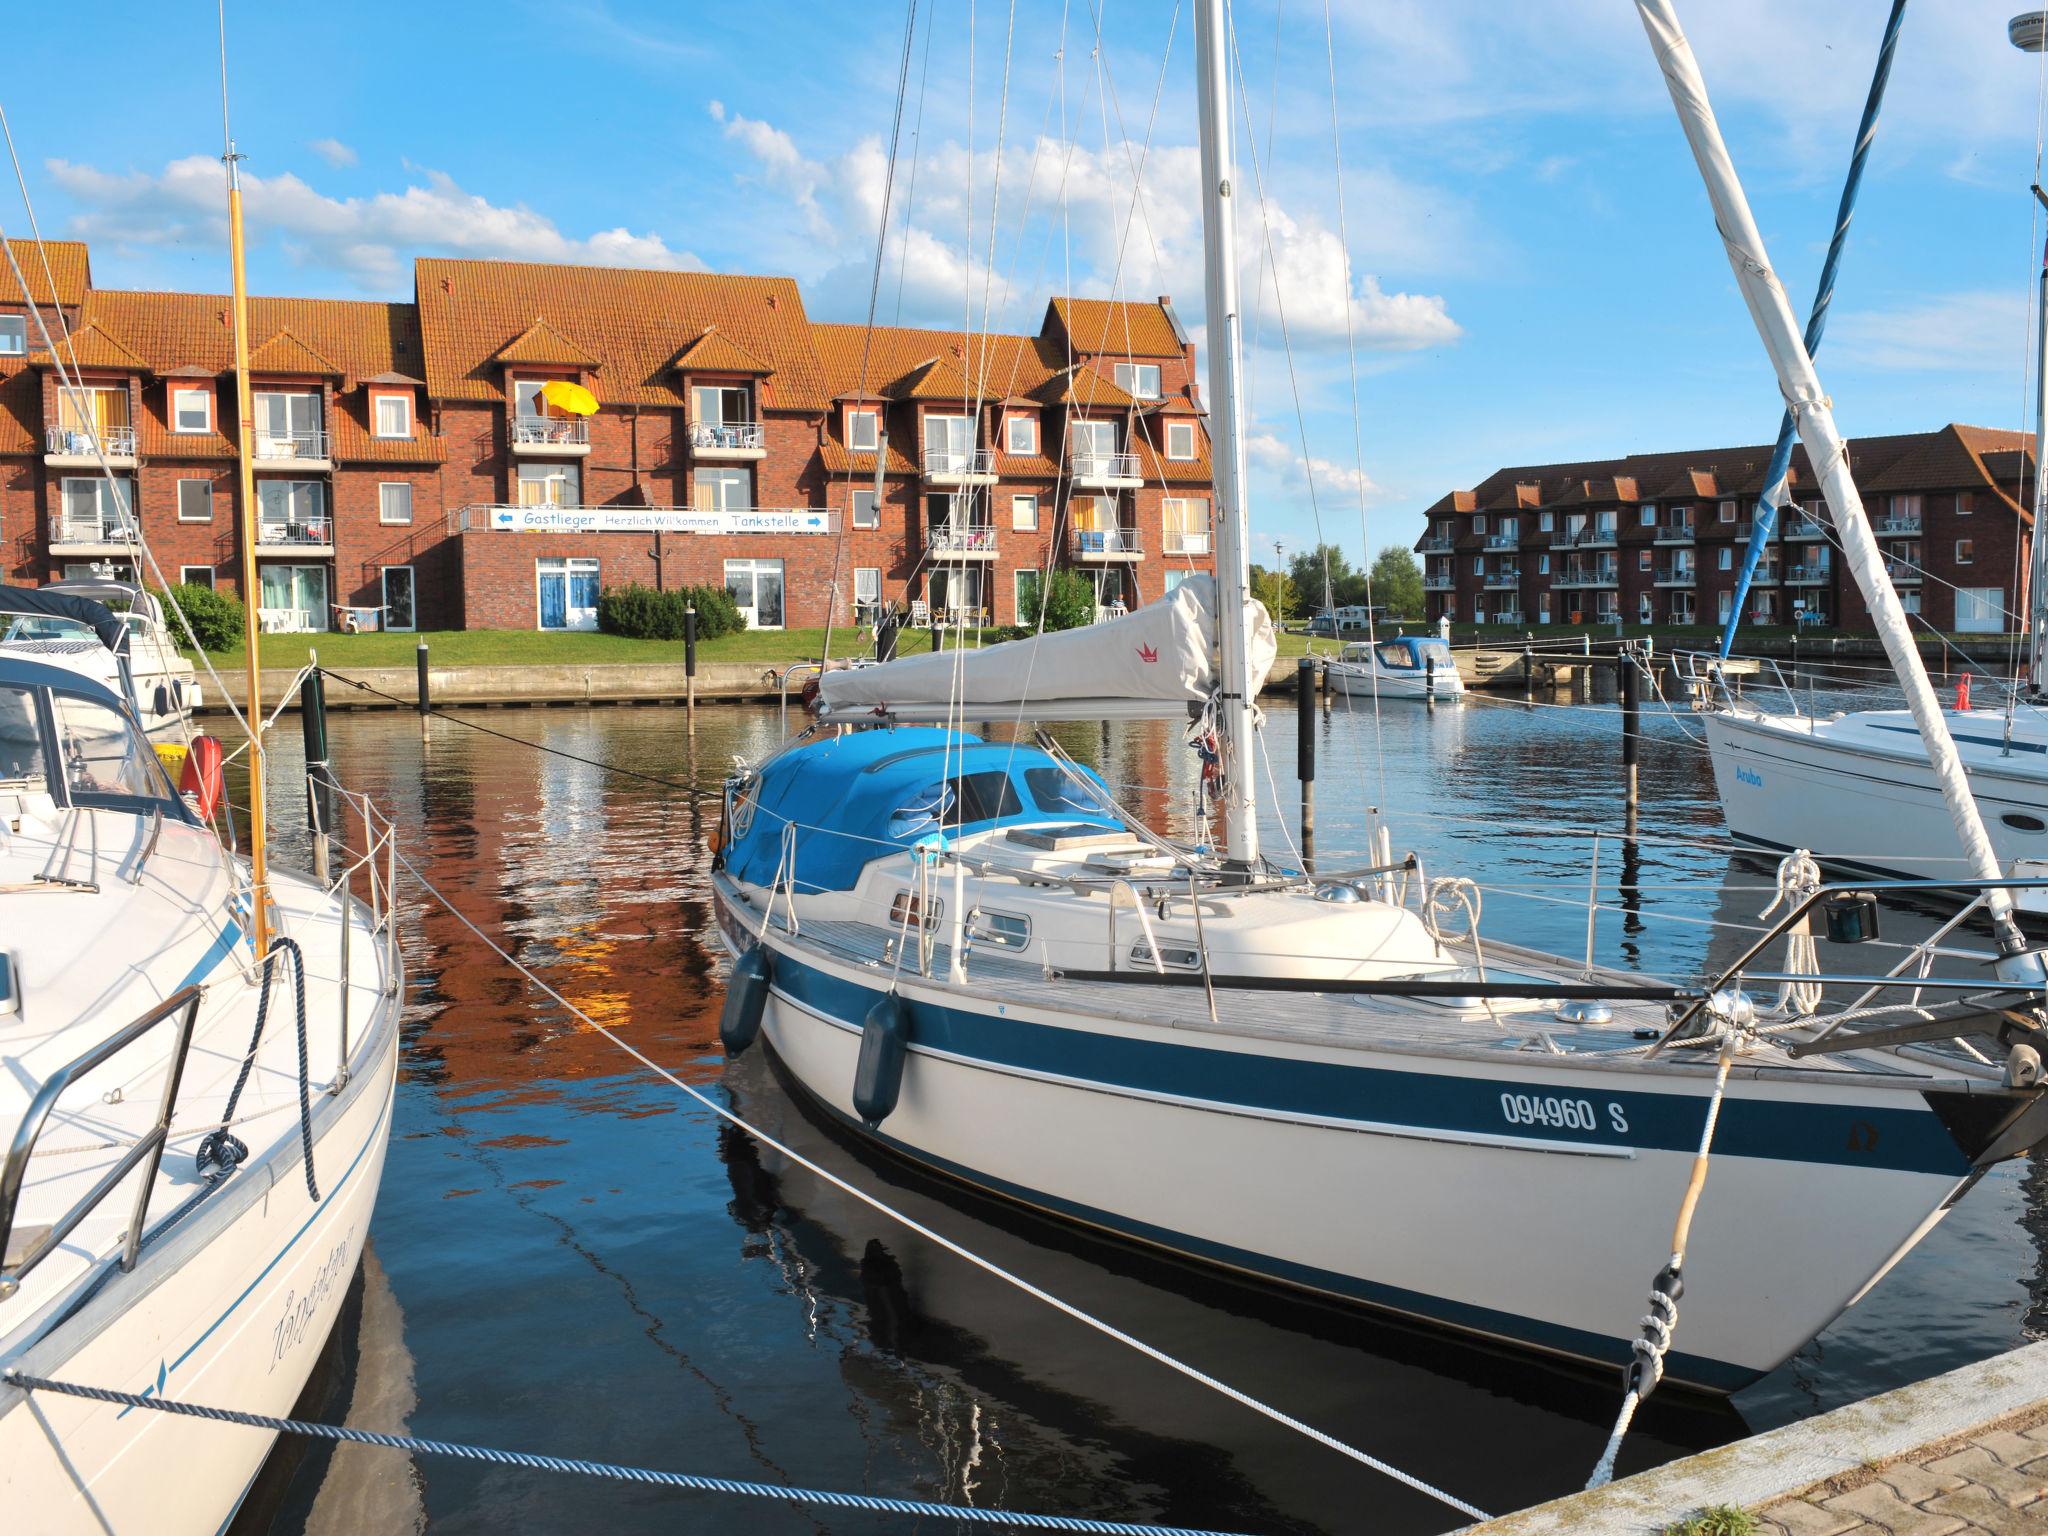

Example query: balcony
[1875,517,1923,538]
[1752,566,1781,586]
[45,424,137,469]
[1654,563,1697,587]
[1484,568,1520,589]
[49,508,140,553]
[1786,563,1831,585]
[689,419,766,461]
[1069,450,1143,489]
[1551,528,1617,549]
[1884,559,1923,585]
[257,514,335,556]
[510,416,591,458]
[1783,517,1828,541]
[1163,528,1213,556]
[1554,564,1619,589]
[1419,534,1453,553]
[1653,523,1695,545]
[1423,573,1454,591]
[1485,533,1519,550]
[921,447,997,487]
[926,522,998,559]
[253,427,332,471]
[1072,527,1143,560]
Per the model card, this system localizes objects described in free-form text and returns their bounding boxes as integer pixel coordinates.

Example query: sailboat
[0,110,404,1534]
[0,576,203,742]
[709,0,2048,1393]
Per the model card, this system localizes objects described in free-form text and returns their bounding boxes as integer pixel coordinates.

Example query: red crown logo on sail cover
[1137,643,1159,663]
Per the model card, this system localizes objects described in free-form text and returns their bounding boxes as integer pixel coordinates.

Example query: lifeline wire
[0,1373,1245,1536]
[370,824,1492,1525]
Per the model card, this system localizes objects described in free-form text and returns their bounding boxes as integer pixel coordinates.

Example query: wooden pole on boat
[684,603,698,737]
[224,139,270,957]
[1620,645,1641,814]
[1296,657,1316,872]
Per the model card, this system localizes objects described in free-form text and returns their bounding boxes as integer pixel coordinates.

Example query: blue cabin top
[721,727,1122,893]
[1340,636,1454,672]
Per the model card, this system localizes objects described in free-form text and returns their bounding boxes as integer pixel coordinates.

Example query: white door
[724,558,785,630]
[1955,587,2004,634]
[537,557,599,631]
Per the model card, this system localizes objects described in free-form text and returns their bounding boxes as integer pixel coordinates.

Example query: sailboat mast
[1193,0,1259,866]
[2030,205,2048,696]
[225,141,270,954]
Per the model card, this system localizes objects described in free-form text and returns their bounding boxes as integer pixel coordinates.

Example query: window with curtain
[693,466,751,511]
[517,462,579,507]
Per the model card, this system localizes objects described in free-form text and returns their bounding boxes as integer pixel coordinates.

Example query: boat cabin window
[2,613,100,646]
[1023,765,1105,817]
[1376,641,1413,669]
[0,686,48,789]
[887,770,1024,837]
[974,910,1031,948]
[51,691,177,808]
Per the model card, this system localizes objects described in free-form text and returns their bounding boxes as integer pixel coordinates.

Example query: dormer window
[0,316,24,355]
[1165,420,1195,461]
[172,386,212,434]
[374,392,413,439]
[1005,414,1037,455]
[1113,362,1161,400]
[847,408,879,452]
[692,384,752,427]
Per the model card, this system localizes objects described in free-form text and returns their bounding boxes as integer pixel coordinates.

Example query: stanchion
[1296,657,1316,872]
[684,604,699,737]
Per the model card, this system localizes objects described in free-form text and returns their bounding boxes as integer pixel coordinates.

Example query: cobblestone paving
[1753,1405,2048,1535]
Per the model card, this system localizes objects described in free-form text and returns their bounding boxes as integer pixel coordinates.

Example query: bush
[597,582,748,641]
[155,582,245,652]
[1016,568,1096,633]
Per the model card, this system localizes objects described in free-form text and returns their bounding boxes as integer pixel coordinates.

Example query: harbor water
[233,675,2048,1534]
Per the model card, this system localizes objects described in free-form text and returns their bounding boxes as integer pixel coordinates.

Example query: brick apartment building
[0,240,1216,632]
[1414,426,2036,634]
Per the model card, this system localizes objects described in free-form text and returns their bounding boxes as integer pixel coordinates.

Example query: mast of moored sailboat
[1193,0,1260,867]
[222,132,269,950]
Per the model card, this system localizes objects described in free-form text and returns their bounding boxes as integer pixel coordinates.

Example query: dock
[1469,1342,2048,1534]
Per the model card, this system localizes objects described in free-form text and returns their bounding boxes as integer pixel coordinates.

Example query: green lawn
[192,626,1009,670]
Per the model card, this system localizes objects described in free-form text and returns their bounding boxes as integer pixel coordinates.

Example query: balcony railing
[1419,535,1453,553]
[1485,533,1519,550]
[52,508,139,544]
[258,515,334,547]
[1551,528,1617,548]
[1783,517,1828,540]
[1654,564,1697,586]
[1554,565,1620,588]
[1875,517,1923,537]
[1493,610,1526,626]
[46,424,137,459]
[1073,527,1143,557]
[1484,569,1520,588]
[690,420,765,452]
[1884,560,1924,585]
[1069,451,1141,481]
[1653,524,1695,544]
[922,447,996,477]
[1786,563,1831,584]
[1752,567,1782,586]
[1422,574,1454,591]
[926,523,998,555]
[254,427,330,461]
[1163,529,1213,556]
[510,416,589,448]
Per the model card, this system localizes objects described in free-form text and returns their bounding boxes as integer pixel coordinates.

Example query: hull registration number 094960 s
[1500,1093,1627,1135]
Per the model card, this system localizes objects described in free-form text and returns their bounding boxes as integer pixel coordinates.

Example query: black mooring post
[878,611,898,663]
[1523,638,1534,700]
[1425,653,1437,712]
[300,659,334,883]
[1296,657,1316,873]
[684,604,699,736]
[415,640,430,715]
[1620,646,1641,813]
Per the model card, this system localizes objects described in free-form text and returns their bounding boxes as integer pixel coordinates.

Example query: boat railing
[1672,648,1799,716]
[317,776,405,1078]
[0,984,207,1300]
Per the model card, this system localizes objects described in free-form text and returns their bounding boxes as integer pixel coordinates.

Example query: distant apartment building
[1413,426,2034,634]
[0,240,1216,632]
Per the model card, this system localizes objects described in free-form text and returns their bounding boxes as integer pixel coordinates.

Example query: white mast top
[1636,0,2037,965]
[1194,0,1260,866]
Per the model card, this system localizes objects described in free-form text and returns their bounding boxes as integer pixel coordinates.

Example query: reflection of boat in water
[1327,636,1464,701]
[716,1051,1742,1529]
[0,581,201,742]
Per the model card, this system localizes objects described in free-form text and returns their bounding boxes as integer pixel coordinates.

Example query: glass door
[537,557,600,631]
[382,566,416,632]
[258,563,329,631]
[724,558,785,630]
[923,414,972,474]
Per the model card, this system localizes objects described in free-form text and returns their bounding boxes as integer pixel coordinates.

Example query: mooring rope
[0,1372,1244,1536]
[365,826,1491,1524]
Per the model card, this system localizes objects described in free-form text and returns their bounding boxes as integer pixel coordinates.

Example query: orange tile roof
[54,290,426,389]
[416,257,828,411]
[0,365,35,454]
[819,439,917,478]
[809,321,1058,403]
[0,240,89,308]
[490,315,602,369]
[891,356,983,403]
[28,322,150,374]
[670,325,771,376]
[247,327,343,377]
[1036,365,1137,409]
[1045,296,1185,358]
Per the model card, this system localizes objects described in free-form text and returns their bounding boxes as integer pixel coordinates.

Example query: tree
[1368,546,1424,620]
[1249,563,1294,622]
[1287,543,1355,615]
[1017,568,1097,632]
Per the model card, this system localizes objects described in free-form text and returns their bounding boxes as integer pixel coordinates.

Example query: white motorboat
[705,0,2048,1404]
[0,581,201,742]
[1327,636,1465,702]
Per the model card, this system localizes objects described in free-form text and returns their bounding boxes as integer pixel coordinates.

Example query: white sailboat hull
[1703,707,2048,915]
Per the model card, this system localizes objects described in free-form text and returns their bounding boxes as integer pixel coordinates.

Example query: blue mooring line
[6,1372,1249,1535]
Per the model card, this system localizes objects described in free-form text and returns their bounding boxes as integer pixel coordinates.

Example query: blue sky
[6,1,2046,566]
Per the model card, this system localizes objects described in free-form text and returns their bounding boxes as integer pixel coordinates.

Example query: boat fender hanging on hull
[720,944,771,1056]
[854,994,912,1128]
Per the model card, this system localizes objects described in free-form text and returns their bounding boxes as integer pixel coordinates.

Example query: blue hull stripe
[171,915,244,997]
[771,1042,1765,1392]
[765,947,1969,1178]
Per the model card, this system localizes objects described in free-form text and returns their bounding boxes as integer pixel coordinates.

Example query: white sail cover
[816,574,1276,722]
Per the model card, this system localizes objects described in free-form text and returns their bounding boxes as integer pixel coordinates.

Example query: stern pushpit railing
[0,984,205,1300]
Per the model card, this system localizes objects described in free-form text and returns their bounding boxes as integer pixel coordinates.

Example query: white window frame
[1005,414,1037,455]
[373,392,413,439]
[379,482,414,525]
[1011,493,1038,531]
[1538,512,1553,532]
[176,478,212,523]
[1638,549,1652,571]
[1719,546,1732,570]
[692,383,752,427]
[516,461,579,507]
[536,555,601,633]
[1165,420,1196,461]
[847,408,880,452]
[1538,594,1552,623]
[1473,514,1486,535]
[1113,362,1162,400]
[694,465,752,512]
[381,565,417,631]
[850,489,879,529]
[179,564,214,589]
[1716,501,1734,523]
[1958,491,1975,516]
[0,315,24,355]
[1957,538,1975,565]
[1894,493,1925,519]
[171,387,212,434]
[1472,555,1484,576]
[1639,506,1655,526]
[1014,568,1040,623]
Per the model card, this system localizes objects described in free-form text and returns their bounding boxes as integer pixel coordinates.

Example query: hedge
[154,582,246,652]
[596,582,748,641]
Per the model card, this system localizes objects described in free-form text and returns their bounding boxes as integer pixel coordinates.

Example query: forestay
[816,574,1277,722]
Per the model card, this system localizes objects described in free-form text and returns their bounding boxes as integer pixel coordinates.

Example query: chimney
[1157,295,1171,307]
[766,292,779,309]
[441,277,452,293]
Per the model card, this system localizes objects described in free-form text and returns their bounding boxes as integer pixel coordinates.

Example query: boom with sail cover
[1719,0,1908,658]
[815,575,1276,723]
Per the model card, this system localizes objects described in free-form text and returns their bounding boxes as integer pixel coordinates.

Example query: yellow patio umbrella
[540,380,600,416]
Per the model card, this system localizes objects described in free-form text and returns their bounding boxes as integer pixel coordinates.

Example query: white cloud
[1248,429,1382,501]
[46,156,705,291]
[308,138,358,170]
[1830,290,2029,375]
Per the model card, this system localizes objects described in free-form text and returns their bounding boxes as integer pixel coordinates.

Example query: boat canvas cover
[0,585,124,653]
[817,574,1276,719]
